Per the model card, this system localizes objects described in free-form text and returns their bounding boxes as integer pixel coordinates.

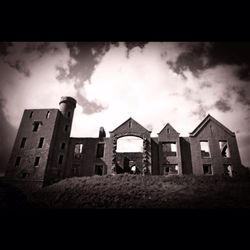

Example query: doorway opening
[116,136,143,174]
[95,165,103,175]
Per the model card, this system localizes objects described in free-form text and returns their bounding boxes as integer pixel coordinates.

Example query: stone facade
[4,96,244,187]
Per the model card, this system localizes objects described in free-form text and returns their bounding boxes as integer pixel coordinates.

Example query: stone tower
[5,96,77,189]
[43,96,76,186]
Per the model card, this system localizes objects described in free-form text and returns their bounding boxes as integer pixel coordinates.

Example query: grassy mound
[29,174,250,208]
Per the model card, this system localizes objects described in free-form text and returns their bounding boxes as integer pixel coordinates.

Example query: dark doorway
[123,157,130,173]
[95,165,103,175]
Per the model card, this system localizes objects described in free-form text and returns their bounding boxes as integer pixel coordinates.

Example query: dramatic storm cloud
[0,42,250,174]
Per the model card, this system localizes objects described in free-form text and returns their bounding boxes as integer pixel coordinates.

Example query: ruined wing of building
[4,96,245,190]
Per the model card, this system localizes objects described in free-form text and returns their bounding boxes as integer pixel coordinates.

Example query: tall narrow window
[20,137,27,148]
[61,142,66,150]
[67,111,71,118]
[65,125,69,132]
[162,142,177,156]
[33,121,42,132]
[58,155,63,164]
[74,144,83,159]
[34,157,40,167]
[96,143,105,158]
[29,111,33,118]
[46,111,50,119]
[203,164,212,175]
[15,156,21,166]
[200,141,210,157]
[167,128,170,134]
[38,137,44,148]
[219,141,230,158]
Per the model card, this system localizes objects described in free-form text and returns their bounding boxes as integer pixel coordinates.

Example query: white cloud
[1,42,77,127]
[1,42,250,167]
[81,42,191,136]
[74,42,250,166]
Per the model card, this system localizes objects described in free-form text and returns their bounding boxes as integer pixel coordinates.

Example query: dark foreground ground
[1,174,250,209]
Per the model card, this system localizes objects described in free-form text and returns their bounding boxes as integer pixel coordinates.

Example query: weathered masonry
[4,96,245,188]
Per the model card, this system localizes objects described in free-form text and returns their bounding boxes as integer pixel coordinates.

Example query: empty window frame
[34,157,40,167]
[33,121,42,132]
[29,111,33,118]
[38,137,44,148]
[96,143,105,158]
[58,155,64,164]
[116,136,143,152]
[20,137,27,148]
[46,111,50,119]
[219,141,230,158]
[163,164,179,175]
[74,144,83,159]
[167,128,170,134]
[95,165,103,176]
[65,125,69,132]
[61,142,66,150]
[67,111,71,118]
[15,156,21,166]
[203,164,212,175]
[224,164,233,177]
[162,142,177,156]
[200,141,210,158]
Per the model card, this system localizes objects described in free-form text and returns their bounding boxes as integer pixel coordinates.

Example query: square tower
[5,96,77,189]
[5,109,60,189]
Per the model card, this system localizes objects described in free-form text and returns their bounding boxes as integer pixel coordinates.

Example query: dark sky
[1,42,250,174]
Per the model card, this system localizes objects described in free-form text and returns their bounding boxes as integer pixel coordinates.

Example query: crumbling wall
[190,119,242,175]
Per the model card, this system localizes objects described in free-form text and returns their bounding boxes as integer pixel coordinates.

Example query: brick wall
[190,119,242,175]
[5,109,59,185]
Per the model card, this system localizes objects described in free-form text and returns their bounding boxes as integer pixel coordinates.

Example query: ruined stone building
[4,96,244,188]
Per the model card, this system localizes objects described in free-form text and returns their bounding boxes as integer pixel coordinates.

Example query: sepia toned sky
[1,42,250,174]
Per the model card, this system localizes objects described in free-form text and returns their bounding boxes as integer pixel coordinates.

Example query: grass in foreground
[29,174,250,208]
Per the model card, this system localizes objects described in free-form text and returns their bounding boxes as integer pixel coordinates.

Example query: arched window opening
[116,136,143,153]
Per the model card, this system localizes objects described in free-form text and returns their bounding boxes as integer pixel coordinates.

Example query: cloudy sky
[1,42,250,174]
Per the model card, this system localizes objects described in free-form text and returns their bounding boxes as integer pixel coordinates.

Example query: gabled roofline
[109,117,151,133]
[157,123,180,135]
[189,114,235,137]
[109,117,132,133]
